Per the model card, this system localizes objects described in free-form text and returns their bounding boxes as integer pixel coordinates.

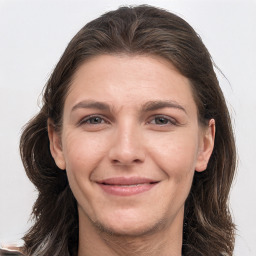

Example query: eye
[85,116,104,124]
[154,117,170,125]
[79,115,107,126]
[149,115,177,126]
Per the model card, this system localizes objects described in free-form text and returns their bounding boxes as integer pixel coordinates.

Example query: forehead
[65,54,197,115]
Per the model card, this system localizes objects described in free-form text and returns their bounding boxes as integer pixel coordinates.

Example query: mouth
[96,177,159,196]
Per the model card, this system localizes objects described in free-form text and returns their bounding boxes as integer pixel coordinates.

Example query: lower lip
[98,183,158,196]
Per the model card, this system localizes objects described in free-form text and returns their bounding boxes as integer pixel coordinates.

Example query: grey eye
[154,117,170,125]
[86,116,104,124]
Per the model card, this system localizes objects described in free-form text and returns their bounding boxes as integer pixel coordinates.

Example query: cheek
[61,131,109,192]
[148,130,199,181]
[61,131,110,208]
[62,131,105,170]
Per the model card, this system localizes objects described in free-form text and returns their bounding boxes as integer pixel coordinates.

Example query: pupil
[91,117,101,124]
[156,117,167,124]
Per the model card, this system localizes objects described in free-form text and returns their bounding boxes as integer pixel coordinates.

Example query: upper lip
[96,177,159,185]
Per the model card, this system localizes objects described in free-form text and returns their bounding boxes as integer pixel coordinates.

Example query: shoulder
[0,246,24,256]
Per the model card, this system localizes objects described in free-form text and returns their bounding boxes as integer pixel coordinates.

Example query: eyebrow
[71,100,111,112]
[141,100,187,114]
[71,100,187,114]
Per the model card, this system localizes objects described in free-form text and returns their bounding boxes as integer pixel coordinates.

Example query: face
[49,54,215,237]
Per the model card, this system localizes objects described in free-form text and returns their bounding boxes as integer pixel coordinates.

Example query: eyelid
[77,114,180,127]
[147,114,178,125]
[77,114,110,126]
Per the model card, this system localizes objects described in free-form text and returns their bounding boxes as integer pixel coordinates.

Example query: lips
[96,177,159,196]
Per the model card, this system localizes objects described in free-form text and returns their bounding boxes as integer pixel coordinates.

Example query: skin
[48,54,215,256]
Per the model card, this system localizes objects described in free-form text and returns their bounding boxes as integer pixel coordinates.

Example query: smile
[96,177,159,196]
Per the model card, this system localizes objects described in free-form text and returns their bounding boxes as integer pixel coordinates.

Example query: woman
[15,4,235,256]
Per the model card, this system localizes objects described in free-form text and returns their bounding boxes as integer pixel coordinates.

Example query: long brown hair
[20,5,236,256]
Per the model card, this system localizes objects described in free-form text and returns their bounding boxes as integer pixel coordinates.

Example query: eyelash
[78,114,177,127]
[147,115,177,126]
[78,115,109,126]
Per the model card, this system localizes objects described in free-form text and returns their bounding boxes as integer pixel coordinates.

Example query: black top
[0,248,24,256]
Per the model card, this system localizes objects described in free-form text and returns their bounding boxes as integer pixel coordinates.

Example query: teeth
[120,184,139,187]
[113,184,144,187]
[102,183,153,186]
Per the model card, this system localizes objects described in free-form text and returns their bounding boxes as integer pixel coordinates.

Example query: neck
[78,209,183,256]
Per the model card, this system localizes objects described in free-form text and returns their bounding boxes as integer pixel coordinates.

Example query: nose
[108,123,146,165]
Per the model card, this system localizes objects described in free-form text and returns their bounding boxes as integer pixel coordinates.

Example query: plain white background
[0,0,255,255]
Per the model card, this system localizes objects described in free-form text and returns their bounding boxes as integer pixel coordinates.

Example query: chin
[92,213,167,237]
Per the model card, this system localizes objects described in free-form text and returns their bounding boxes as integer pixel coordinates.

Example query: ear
[48,119,66,170]
[195,119,215,172]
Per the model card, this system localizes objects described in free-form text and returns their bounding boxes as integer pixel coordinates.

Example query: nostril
[108,141,146,165]
[111,158,143,165]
